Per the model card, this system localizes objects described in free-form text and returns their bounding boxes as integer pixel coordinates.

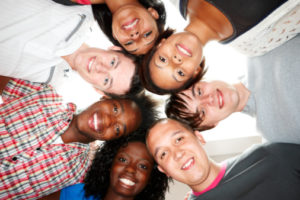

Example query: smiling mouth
[122,18,139,30]
[217,89,224,109]
[87,57,96,73]
[120,178,136,186]
[176,44,192,57]
[88,112,102,133]
[181,158,194,170]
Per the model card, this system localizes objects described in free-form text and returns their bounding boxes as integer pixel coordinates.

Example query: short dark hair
[84,132,170,200]
[92,0,166,54]
[165,90,215,131]
[139,29,206,95]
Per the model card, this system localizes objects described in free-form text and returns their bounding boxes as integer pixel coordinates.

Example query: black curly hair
[84,132,170,200]
[91,0,166,55]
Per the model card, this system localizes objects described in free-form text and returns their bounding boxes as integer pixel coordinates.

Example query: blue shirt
[60,183,99,200]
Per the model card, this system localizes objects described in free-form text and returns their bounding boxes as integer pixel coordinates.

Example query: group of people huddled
[1,0,300,199]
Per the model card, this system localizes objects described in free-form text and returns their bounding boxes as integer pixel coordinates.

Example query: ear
[194,131,206,145]
[157,165,169,177]
[93,86,107,96]
[108,46,123,51]
[147,7,159,20]
[158,38,166,47]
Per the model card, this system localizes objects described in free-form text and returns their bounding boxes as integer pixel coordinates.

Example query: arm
[0,75,10,95]
[0,143,91,200]
[1,78,50,102]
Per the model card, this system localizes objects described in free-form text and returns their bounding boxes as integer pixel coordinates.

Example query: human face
[180,80,240,127]
[112,5,159,55]
[74,48,136,95]
[109,142,154,198]
[147,119,210,187]
[149,32,203,90]
[77,98,142,140]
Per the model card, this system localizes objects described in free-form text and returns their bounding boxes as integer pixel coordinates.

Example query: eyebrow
[154,130,182,158]
[191,84,196,97]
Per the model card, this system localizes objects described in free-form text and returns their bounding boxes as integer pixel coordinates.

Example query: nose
[125,163,136,174]
[130,31,140,40]
[101,113,116,128]
[200,94,214,106]
[174,149,185,161]
[172,55,182,64]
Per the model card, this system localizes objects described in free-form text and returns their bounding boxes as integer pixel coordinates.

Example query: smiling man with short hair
[146,118,300,200]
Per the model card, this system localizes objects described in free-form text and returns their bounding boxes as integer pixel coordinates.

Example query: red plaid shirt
[0,79,90,199]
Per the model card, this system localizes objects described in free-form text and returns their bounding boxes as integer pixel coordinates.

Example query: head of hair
[92,0,166,54]
[84,132,170,200]
[139,29,206,95]
[165,89,215,131]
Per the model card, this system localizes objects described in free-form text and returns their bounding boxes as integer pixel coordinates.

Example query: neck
[104,187,134,200]
[61,43,89,71]
[234,82,250,112]
[61,115,95,144]
[185,0,233,44]
[190,160,222,192]
[104,0,140,13]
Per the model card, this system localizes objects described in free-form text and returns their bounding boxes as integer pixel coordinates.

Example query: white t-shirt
[0,0,94,82]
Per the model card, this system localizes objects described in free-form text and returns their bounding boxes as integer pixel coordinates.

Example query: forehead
[117,142,153,161]
[148,120,184,144]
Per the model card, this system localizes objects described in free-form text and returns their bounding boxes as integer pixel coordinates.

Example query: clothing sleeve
[51,0,80,5]
[0,143,91,200]
[1,78,50,102]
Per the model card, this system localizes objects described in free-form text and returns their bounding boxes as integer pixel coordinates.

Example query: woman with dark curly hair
[41,133,170,200]
[52,0,167,56]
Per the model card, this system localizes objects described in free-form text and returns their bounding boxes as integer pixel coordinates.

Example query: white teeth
[120,178,135,186]
[88,58,95,72]
[182,158,193,169]
[93,113,97,131]
[124,19,138,30]
[177,45,191,56]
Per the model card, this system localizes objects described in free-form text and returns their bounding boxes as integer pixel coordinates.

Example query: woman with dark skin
[52,0,166,56]
[139,0,289,94]
[40,133,170,200]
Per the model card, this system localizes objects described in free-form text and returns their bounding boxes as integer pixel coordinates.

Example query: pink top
[76,0,91,5]
[192,163,227,196]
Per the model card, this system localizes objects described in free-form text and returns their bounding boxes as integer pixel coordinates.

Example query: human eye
[115,125,120,136]
[143,31,152,38]
[113,104,118,114]
[103,77,110,86]
[110,57,118,67]
[124,40,133,46]
[160,151,166,160]
[118,157,126,163]
[177,69,185,77]
[197,88,202,96]
[159,56,167,63]
[139,163,148,170]
[175,136,184,144]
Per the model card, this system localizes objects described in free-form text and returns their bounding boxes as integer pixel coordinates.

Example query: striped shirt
[0,79,90,199]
